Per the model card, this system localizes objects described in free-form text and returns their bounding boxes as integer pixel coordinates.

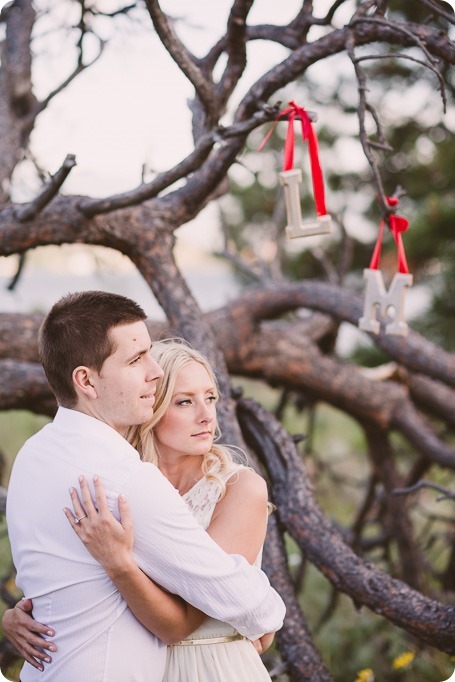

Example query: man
[6,291,285,682]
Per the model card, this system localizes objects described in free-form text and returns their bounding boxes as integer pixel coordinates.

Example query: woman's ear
[72,366,98,399]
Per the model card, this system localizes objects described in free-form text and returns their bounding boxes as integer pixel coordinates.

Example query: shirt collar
[53,406,140,459]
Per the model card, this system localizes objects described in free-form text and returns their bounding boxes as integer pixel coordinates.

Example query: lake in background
[0,243,241,318]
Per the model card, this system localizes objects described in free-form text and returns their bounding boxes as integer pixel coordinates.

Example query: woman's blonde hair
[125,338,244,497]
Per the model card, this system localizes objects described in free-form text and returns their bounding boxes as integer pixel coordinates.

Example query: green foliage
[0,411,50,484]
[0,412,50,682]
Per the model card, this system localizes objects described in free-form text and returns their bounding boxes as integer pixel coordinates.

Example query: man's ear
[73,366,98,399]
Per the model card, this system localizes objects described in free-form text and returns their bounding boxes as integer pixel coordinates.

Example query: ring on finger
[74,514,87,524]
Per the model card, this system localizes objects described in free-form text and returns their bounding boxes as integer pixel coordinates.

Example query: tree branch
[0,360,56,415]
[144,0,218,124]
[237,21,455,122]
[14,154,76,221]
[238,397,455,654]
[216,0,253,109]
[416,0,455,23]
[25,40,106,130]
[78,105,281,216]
[363,423,425,590]
[393,480,455,501]
[349,15,447,111]
[209,282,455,388]
[4,0,35,116]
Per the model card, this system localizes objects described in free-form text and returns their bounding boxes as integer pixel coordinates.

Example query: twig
[24,40,106,129]
[320,0,352,26]
[393,480,455,501]
[314,587,340,633]
[89,3,137,19]
[356,53,447,111]
[14,155,76,222]
[350,15,447,111]
[351,474,379,548]
[79,131,218,216]
[346,32,388,212]
[351,15,440,64]
[144,0,218,123]
[366,102,393,151]
[216,0,251,108]
[393,400,455,470]
[79,106,290,216]
[416,0,455,24]
[310,246,340,285]
[215,248,270,285]
[6,253,26,292]
[347,27,419,220]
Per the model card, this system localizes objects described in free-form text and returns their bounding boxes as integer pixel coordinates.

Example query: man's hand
[2,598,56,671]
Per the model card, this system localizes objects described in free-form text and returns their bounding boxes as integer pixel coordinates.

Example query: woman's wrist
[2,607,14,635]
[102,553,138,581]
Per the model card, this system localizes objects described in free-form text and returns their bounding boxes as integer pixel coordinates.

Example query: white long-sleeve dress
[163,463,273,682]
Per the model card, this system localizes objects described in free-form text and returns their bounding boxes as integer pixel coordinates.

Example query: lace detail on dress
[182,463,245,531]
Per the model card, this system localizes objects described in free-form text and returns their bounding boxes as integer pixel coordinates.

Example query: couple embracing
[4,290,285,681]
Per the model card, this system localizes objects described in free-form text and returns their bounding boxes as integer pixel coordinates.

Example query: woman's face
[154,360,218,461]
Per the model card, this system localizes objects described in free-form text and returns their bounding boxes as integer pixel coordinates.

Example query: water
[0,267,241,317]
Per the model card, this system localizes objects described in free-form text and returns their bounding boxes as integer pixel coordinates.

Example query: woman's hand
[252,631,275,654]
[64,475,205,643]
[2,598,56,671]
[63,475,135,579]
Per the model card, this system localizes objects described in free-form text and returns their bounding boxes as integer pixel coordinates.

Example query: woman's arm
[206,467,274,653]
[4,476,204,668]
[207,468,269,564]
[65,476,205,644]
[5,469,272,664]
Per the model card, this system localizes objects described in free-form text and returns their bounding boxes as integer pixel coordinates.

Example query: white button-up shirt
[7,408,285,682]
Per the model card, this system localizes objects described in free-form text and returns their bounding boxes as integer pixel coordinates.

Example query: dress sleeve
[122,463,285,640]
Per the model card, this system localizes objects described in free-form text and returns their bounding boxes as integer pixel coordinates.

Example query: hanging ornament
[259,101,332,239]
[358,197,413,337]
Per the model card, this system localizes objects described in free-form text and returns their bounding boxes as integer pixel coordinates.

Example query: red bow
[258,101,328,217]
[369,197,409,274]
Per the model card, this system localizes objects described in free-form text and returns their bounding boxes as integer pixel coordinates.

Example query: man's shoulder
[12,411,142,480]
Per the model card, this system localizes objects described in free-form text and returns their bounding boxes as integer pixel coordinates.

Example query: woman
[4,339,275,681]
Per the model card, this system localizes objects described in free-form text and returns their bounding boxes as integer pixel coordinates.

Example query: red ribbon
[258,100,328,217]
[369,197,409,274]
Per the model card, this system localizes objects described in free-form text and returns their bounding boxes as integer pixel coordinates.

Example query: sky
[18,0,304,198]
[4,0,313,225]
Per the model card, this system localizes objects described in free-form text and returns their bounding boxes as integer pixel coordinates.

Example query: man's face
[89,321,163,436]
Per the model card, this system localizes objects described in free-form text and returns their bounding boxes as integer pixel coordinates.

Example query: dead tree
[0,1,454,680]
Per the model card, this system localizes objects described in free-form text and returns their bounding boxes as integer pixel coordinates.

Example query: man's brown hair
[39,290,147,407]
